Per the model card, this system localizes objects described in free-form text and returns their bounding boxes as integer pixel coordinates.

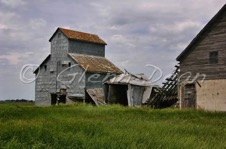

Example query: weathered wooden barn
[177,4,226,111]
[34,28,122,106]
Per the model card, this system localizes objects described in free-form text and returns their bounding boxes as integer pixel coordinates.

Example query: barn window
[58,33,61,38]
[68,62,71,67]
[209,51,218,64]
[44,65,47,71]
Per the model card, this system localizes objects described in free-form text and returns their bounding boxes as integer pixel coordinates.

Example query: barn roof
[68,53,122,74]
[106,72,151,86]
[176,4,226,61]
[49,27,107,45]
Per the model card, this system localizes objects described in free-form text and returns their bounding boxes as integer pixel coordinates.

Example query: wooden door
[183,84,196,108]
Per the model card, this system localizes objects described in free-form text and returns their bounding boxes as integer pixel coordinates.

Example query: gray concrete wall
[68,40,105,57]
[196,79,226,111]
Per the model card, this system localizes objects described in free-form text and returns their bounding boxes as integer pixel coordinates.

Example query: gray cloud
[0,0,26,8]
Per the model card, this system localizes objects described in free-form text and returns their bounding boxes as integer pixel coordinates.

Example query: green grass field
[0,103,225,149]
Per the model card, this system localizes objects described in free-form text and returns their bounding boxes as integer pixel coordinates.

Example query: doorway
[51,93,66,105]
[59,95,66,104]
[51,94,57,105]
[183,83,196,108]
[107,85,128,106]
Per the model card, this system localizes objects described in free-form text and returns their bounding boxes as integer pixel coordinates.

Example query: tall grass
[0,103,226,149]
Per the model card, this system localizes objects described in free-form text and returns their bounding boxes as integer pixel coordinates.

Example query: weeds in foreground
[0,104,225,149]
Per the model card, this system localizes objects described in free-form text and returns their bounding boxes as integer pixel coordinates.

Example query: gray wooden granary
[34,28,122,106]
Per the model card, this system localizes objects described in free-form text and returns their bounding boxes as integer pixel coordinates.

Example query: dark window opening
[58,33,61,38]
[107,85,128,106]
[51,94,57,105]
[68,62,71,67]
[51,94,66,105]
[57,95,66,104]
[44,65,47,71]
[209,51,218,64]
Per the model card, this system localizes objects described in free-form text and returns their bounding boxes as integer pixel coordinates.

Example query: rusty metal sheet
[60,28,107,45]
[69,53,122,74]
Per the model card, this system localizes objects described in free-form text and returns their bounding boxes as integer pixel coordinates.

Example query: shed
[104,72,152,106]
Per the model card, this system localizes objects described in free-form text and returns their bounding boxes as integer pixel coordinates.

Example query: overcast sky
[0,0,225,100]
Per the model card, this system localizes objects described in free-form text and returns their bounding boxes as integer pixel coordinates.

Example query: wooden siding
[35,28,122,106]
[35,30,86,106]
[35,59,53,106]
[85,72,117,90]
[179,12,226,81]
[68,40,105,57]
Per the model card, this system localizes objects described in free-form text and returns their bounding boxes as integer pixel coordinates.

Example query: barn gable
[34,54,51,74]
[177,4,226,62]
[177,4,226,80]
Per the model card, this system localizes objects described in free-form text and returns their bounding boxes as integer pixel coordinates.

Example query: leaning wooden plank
[86,88,106,106]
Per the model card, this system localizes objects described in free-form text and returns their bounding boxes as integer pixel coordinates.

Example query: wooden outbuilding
[105,72,153,106]
[177,4,226,111]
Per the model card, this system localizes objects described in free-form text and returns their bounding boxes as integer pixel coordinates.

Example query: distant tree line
[0,99,34,103]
